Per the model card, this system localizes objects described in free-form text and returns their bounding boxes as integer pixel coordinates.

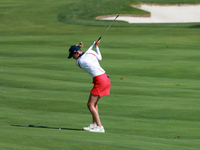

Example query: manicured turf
[139,0,200,4]
[0,0,200,149]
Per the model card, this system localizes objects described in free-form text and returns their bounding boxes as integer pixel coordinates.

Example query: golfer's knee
[87,102,92,109]
[87,102,89,108]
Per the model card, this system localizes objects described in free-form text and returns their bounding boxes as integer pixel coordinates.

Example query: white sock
[99,126,104,129]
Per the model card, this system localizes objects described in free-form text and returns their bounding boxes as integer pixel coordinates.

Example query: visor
[68,45,80,59]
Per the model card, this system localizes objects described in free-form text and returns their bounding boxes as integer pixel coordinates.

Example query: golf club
[98,14,119,41]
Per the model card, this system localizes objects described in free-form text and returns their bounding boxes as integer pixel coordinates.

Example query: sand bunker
[100,4,200,23]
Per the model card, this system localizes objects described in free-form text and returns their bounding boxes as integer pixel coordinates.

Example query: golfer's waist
[92,73,108,79]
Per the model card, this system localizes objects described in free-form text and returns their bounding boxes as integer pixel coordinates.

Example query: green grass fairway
[0,0,200,149]
[139,0,200,4]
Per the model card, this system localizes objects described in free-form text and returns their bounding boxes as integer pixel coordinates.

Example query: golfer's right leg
[83,94,100,131]
[83,94,105,133]
[87,94,102,127]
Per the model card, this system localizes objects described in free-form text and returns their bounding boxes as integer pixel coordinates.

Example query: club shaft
[98,14,119,41]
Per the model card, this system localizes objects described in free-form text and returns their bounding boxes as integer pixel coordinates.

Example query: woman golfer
[68,40,111,133]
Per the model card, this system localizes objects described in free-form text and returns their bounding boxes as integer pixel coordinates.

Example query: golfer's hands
[95,40,100,47]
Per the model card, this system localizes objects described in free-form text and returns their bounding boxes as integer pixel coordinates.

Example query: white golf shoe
[89,126,105,133]
[83,124,97,131]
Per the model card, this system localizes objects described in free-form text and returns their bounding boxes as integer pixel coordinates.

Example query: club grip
[98,37,102,41]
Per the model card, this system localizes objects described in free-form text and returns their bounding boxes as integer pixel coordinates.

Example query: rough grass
[57,0,147,26]
[57,0,200,27]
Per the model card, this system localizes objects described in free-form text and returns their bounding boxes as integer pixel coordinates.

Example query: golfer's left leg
[87,94,102,127]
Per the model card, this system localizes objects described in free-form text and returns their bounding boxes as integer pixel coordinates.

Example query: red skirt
[90,73,111,97]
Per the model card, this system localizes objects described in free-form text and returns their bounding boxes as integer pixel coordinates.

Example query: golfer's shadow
[11,124,83,131]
